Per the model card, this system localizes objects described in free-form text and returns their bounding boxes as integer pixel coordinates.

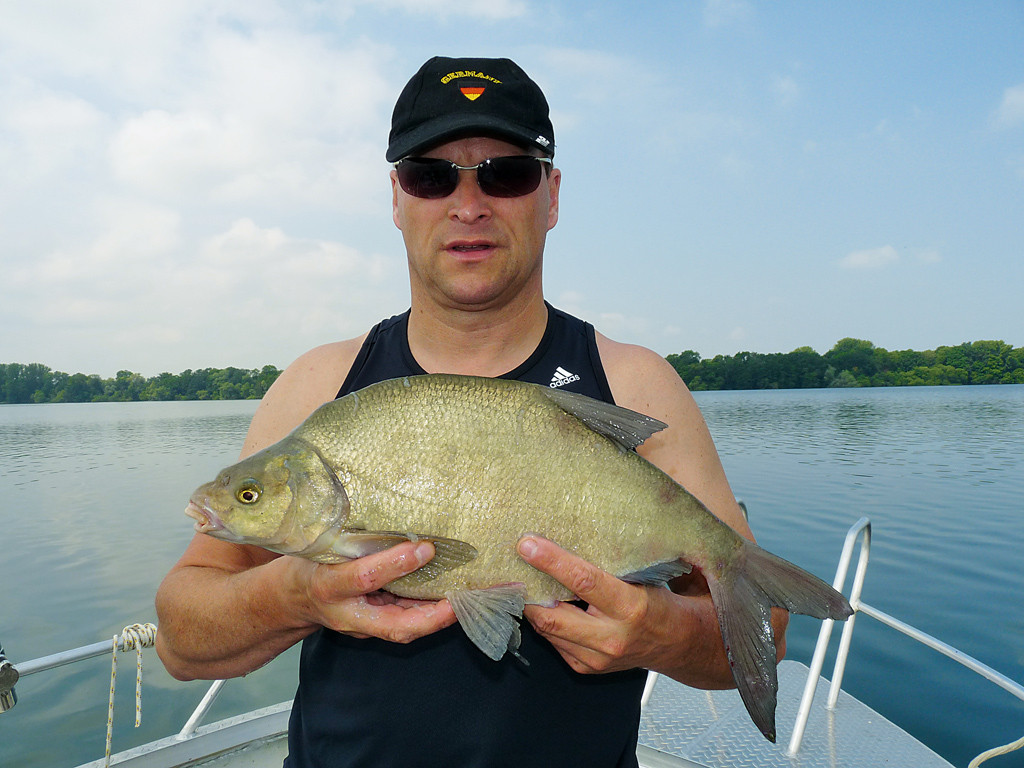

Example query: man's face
[391,136,561,312]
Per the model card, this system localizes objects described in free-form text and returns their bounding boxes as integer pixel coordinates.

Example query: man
[156,56,787,767]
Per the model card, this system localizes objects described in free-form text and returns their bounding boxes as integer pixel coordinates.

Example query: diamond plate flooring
[637,660,954,768]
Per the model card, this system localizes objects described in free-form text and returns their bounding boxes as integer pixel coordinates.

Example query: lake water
[1,386,1022,767]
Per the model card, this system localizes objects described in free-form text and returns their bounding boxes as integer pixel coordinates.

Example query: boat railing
[788,516,1024,765]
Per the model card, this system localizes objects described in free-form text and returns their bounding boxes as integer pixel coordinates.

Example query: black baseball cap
[386,56,555,163]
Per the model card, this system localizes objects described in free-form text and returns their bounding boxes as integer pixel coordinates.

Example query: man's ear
[546,166,561,231]
[390,170,402,230]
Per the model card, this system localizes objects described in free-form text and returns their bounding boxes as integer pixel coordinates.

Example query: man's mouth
[447,241,495,254]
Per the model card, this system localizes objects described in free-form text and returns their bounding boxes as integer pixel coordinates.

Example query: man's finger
[340,597,457,643]
[311,541,435,602]
[517,535,631,615]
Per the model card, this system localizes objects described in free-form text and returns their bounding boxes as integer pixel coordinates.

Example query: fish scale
[303,375,683,599]
[187,373,853,743]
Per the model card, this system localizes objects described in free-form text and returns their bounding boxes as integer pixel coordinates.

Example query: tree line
[3,338,1022,404]
[0,363,282,404]
[667,338,1024,391]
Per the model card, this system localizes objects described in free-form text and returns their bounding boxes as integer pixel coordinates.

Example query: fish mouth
[186,501,224,534]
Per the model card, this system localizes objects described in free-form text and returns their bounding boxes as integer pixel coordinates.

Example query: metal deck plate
[637,660,954,768]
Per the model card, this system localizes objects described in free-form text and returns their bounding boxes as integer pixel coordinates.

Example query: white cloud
[9,198,180,292]
[175,219,408,365]
[771,75,800,108]
[596,312,652,338]
[107,30,393,211]
[111,110,261,196]
[365,0,527,19]
[837,246,941,270]
[552,290,586,318]
[703,0,754,28]
[912,248,942,265]
[992,83,1024,130]
[2,214,408,375]
[838,245,899,270]
[0,78,109,180]
[540,48,640,107]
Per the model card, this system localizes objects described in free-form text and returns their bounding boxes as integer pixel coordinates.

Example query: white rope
[968,734,1024,768]
[104,623,157,768]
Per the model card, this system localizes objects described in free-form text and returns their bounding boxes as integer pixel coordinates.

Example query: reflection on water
[1,388,1023,768]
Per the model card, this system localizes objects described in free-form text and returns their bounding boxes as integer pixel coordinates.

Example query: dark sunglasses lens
[397,159,458,199]
[478,157,544,197]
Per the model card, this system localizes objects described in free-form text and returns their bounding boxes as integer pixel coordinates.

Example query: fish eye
[236,480,262,504]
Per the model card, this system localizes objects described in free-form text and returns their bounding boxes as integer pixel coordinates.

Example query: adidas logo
[549,366,581,389]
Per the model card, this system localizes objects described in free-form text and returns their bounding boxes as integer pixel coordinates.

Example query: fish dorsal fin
[542,387,667,451]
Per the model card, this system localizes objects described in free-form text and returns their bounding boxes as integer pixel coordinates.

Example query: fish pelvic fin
[542,387,667,451]
[706,543,853,743]
[446,584,528,663]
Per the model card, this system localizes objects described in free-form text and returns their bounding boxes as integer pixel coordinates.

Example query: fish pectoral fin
[620,558,692,587]
[446,584,528,663]
[405,536,479,584]
[542,387,667,451]
[321,530,477,579]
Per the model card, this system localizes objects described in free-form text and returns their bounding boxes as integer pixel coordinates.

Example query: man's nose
[447,170,492,223]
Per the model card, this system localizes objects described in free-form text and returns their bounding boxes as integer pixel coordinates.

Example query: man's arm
[155,340,457,681]
[519,337,787,689]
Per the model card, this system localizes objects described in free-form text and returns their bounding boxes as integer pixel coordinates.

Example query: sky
[1,0,1022,378]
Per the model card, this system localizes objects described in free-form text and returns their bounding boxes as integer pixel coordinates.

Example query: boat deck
[637,660,952,767]
[77,660,953,768]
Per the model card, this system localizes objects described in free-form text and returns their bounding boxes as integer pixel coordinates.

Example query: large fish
[187,374,851,742]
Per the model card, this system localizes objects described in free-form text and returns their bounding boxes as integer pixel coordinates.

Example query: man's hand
[156,538,457,681]
[297,540,458,643]
[516,535,696,676]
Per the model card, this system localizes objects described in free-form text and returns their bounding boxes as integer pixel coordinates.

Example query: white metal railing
[177,678,226,739]
[789,516,1024,766]
[3,627,228,753]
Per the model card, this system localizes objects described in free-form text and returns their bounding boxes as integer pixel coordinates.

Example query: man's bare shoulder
[240,334,368,458]
[594,332,692,414]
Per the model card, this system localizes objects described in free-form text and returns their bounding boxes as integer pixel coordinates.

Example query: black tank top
[284,304,646,768]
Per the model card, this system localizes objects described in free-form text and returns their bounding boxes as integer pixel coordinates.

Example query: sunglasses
[394,155,553,199]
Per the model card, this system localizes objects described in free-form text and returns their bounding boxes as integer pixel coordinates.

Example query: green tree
[1,363,56,403]
[825,338,879,378]
[666,351,702,385]
[828,370,860,388]
[56,373,104,402]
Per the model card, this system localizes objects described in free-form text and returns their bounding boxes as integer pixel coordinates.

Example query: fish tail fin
[705,543,852,743]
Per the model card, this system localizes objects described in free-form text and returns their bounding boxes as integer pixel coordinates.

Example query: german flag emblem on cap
[461,86,485,101]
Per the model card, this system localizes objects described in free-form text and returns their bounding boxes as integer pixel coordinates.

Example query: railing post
[177,679,227,739]
[0,642,18,712]
[828,524,872,709]
[786,517,871,757]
